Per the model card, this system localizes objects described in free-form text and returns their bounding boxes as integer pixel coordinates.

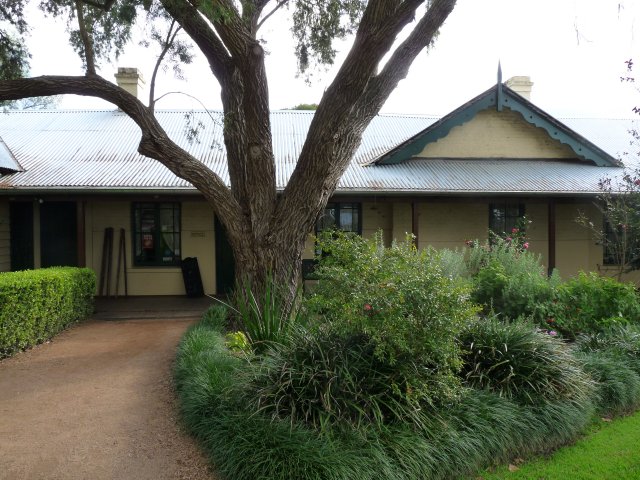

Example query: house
[0,69,635,296]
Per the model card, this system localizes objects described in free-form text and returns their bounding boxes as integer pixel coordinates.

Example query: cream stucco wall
[418,202,487,251]
[86,200,215,296]
[417,109,577,159]
[387,200,602,279]
[555,202,600,278]
[0,201,9,272]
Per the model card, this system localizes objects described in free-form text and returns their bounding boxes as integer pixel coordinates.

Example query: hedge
[0,267,96,358]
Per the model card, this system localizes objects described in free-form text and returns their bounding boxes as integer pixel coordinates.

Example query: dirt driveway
[0,319,214,480]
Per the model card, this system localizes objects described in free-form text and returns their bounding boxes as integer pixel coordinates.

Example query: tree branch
[255,0,288,33]
[0,75,242,225]
[149,20,181,112]
[273,0,457,244]
[275,0,430,229]
[357,0,458,118]
[75,0,97,75]
[79,0,115,11]
[160,0,232,83]
[199,0,253,59]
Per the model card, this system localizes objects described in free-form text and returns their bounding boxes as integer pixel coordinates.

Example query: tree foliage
[0,0,29,80]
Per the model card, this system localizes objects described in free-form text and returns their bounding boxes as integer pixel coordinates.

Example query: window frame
[488,202,526,236]
[315,202,363,235]
[131,202,182,267]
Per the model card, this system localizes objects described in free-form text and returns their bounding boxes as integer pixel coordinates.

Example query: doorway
[40,201,78,267]
[214,216,235,294]
[9,202,34,271]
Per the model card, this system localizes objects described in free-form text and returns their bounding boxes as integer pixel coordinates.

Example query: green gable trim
[374,85,620,167]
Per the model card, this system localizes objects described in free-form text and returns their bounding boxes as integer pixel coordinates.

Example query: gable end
[374,85,620,167]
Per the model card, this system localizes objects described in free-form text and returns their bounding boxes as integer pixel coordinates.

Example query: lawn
[480,411,640,480]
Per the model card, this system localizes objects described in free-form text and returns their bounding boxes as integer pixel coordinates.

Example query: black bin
[181,257,205,298]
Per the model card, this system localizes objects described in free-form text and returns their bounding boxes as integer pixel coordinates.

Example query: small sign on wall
[190,231,206,238]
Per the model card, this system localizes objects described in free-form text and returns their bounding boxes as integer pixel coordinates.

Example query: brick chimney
[505,76,533,101]
[114,67,146,101]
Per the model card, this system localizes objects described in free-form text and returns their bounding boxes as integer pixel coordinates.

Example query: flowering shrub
[464,235,557,322]
[305,231,478,408]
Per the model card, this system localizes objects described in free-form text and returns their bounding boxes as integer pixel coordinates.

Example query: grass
[479,410,640,480]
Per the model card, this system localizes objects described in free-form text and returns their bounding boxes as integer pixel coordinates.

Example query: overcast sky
[23,0,640,118]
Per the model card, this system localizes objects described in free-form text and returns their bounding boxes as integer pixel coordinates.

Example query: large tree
[0,0,457,303]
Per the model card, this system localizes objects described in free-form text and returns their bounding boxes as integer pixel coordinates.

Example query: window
[132,202,181,266]
[315,202,362,234]
[489,202,525,235]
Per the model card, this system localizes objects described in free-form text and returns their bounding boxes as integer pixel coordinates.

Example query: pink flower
[363,304,373,311]
[511,228,519,234]
[523,242,529,250]
[506,237,513,242]
[548,330,558,337]
[465,240,474,247]
[634,179,640,186]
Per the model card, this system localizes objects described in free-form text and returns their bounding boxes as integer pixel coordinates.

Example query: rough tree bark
[0,0,457,308]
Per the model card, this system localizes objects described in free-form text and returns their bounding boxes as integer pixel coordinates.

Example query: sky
[22,0,640,119]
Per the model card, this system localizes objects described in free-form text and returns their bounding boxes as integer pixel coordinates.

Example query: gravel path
[0,319,214,480]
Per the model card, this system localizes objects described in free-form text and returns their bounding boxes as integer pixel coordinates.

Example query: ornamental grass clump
[458,318,594,406]
[222,274,301,353]
[245,328,433,428]
[576,325,640,374]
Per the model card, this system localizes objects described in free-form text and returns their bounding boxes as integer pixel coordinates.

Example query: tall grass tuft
[576,351,640,416]
[243,328,430,430]
[458,318,594,405]
[576,325,640,374]
[219,274,301,352]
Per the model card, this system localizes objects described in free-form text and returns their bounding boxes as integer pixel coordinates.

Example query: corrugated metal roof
[0,109,634,194]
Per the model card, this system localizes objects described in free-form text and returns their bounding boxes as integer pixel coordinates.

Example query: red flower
[523,242,529,250]
[511,228,519,234]
[364,304,373,311]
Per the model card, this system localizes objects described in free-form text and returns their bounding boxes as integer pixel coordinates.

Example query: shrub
[458,318,594,405]
[465,237,557,322]
[307,231,478,407]
[0,267,96,358]
[551,272,640,337]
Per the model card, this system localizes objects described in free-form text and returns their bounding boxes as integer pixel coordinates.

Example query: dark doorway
[214,216,235,295]
[9,202,34,271]
[40,201,78,267]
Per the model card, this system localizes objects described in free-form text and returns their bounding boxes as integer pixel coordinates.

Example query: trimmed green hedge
[0,267,96,357]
